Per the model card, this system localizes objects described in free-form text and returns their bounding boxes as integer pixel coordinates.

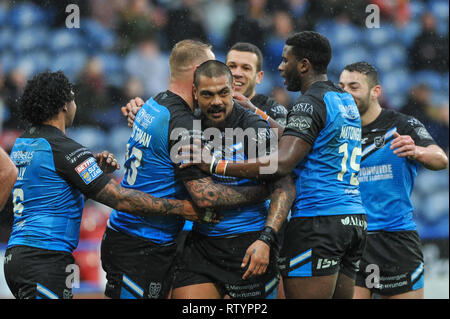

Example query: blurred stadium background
[0,0,448,299]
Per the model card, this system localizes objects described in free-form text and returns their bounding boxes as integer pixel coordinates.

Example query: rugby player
[4,71,216,299]
[226,42,288,126]
[102,40,280,299]
[338,61,448,299]
[171,60,295,299]
[180,31,368,299]
[225,42,290,298]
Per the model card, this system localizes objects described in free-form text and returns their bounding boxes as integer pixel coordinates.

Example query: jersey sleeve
[397,115,436,147]
[252,95,288,126]
[168,106,210,182]
[265,99,288,126]
[50,135,111,197]
[282,95,326,146]
[242,111,277,158]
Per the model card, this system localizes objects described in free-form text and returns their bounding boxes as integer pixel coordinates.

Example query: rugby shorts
[4,245,75,299]
[173,231,280,299]
[355,230,424,296]
[100,226,177,299]
[279,214,367,279]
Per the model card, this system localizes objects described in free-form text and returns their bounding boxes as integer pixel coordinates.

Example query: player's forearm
[0,149,18,210]
[92,179,186,217]
[414,145,448,171]
[265,175,296,233]
[219,152,293,182]
[184,177,268,210]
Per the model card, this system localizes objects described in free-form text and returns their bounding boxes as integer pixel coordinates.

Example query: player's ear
[256,70,264,84]
[192,84,198,100]
[298,58,309,73]
[371,85,382,99]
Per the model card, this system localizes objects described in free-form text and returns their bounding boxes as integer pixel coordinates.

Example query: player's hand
[177,139,212,173]
[121,97,145,128]
[95,151,120,174]
[390,132,418,160]
[241,240,270,279]
[233,92,256,112]
[180,200,222,223]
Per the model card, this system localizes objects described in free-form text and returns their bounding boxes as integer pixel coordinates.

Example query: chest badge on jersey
[75,157,103,184]
[374,135,386,148]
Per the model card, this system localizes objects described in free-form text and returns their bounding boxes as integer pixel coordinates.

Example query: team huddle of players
[2,31,448,299]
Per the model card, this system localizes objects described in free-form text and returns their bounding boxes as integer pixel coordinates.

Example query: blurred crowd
[0,0,448,153]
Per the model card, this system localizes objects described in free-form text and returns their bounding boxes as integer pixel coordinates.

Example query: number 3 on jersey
[125,144,143,185]
[337,142,361,185]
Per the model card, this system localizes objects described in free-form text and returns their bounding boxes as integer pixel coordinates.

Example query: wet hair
[169,39,213,77]
[344,61,380,88]
[285,31,332,74]
[18,71,74,126]
[228,42,264,72]
[193,60,233,88]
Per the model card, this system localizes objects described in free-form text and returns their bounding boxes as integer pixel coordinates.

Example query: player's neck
[169,79,195,111]
[301,74,328,94]
[43,114,66,134]
[361,102,382,127]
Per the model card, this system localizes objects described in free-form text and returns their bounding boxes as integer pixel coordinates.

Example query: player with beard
[338,61,448,299]
[226,42,288,126]
[180,31,367,299]
[172,60,295,299]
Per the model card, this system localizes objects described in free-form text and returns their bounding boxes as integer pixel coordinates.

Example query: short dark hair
[285,31,332,74]
[343,61,379,88]
[193,60,233,87]
[228,42,264,72]
[18,71,74,126]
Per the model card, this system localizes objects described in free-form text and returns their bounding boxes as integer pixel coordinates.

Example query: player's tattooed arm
[91,179,219,223]
[265,174,296,232]
[240,174,295,279]
[184,177,269,210]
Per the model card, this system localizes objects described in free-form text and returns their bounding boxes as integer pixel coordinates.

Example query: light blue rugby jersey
[282,81,366,218]
[108,91,203,244]
[359,109,436,231]
[8,125,110,253]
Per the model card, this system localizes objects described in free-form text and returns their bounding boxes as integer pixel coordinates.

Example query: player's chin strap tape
[258,226,278,248]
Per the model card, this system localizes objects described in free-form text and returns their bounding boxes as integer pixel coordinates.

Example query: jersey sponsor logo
[270,105,288,116]
[407,118,422,126]
[135,107,155,130]
[316,258,339,270]
[10,150,34,165]
[359,164,393,182]
[286,115,312,131]
[75,157,102,184]
[65,147,90,162]
[340,216,367,229]
[338,103,359,120]
[415,127,432,140]
[292,102,314,114]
